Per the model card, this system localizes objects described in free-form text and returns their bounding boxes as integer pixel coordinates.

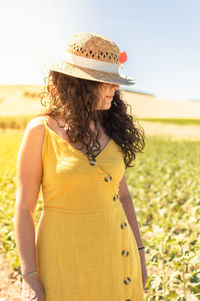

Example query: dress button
[88,155,96,166]
[122,250,129,256]
[104,175,112,182]
[124,277,131,284]
[121,222,127,229]
[89,159,96,166]
[113,194,119,201]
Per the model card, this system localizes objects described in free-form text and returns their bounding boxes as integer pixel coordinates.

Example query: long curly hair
[37,70,146,168]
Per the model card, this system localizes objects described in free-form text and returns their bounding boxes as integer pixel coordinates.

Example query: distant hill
[186,98,200,102]
[0,85,42,116]
[121,90,200,119]
[0,84,200,119]
[120,87,155,97]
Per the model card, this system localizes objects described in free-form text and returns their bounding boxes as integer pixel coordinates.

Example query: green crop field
[0,129,200,300]
[139,118,200,126]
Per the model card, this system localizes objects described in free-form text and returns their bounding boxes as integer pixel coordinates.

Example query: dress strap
[42,116,49,129]
[41,116,49,161]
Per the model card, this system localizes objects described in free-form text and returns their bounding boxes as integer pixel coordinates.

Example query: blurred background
[0,0,200,136]
[0,1,200,300]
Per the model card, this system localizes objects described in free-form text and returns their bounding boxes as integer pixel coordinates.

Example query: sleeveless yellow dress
[35,117,144,301]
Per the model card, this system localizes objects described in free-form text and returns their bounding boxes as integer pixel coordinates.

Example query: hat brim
[42,60,136,86]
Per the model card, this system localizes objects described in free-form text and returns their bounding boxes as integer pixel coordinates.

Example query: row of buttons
[104,176,120,202]
[121,222,132,300]
[89,156,132,300]
[103,175,120,202]
[89,156,120,203]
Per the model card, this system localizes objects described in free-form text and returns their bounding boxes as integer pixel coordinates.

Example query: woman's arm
[118,173,144,249]
[118,173,146,263]
[14,117,45,275]
[118,173,148,289]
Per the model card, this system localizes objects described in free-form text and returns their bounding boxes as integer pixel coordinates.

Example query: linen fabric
[35,117,144,301]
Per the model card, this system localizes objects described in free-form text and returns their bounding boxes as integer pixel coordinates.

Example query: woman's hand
[21,273,45,301]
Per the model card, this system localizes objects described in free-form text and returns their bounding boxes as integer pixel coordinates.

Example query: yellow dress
[35,116,144,301]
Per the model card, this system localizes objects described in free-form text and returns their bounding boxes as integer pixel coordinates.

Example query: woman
[14,32,148,301]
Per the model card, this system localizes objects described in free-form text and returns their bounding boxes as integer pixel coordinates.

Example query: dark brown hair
[37,70,146,168]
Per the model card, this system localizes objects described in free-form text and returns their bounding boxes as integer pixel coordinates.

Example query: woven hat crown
[66,32,120,65]
[43,31,135,86]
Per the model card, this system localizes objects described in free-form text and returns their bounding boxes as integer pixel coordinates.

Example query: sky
[1,0,200,101]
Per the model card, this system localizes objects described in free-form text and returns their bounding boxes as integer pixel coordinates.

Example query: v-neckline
[45,120,113,159]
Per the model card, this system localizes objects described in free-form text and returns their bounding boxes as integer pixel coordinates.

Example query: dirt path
[0,243,21,300]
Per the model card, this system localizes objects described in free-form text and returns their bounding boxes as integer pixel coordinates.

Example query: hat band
[61,51,119,74]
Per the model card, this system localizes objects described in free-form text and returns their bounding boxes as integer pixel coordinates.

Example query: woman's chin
[104,103,112,110]
[96,100,112,110]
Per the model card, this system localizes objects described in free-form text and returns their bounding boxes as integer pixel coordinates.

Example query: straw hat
[43,32,135,86]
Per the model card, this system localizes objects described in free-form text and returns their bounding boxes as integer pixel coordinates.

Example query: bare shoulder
[26,116,46,132]
[17,116,47,160]
[15,116,48,212]
[25,116,47,142]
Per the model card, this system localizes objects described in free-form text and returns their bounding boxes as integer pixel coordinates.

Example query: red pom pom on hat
[119,51,127,69]
[120,51,127,63]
